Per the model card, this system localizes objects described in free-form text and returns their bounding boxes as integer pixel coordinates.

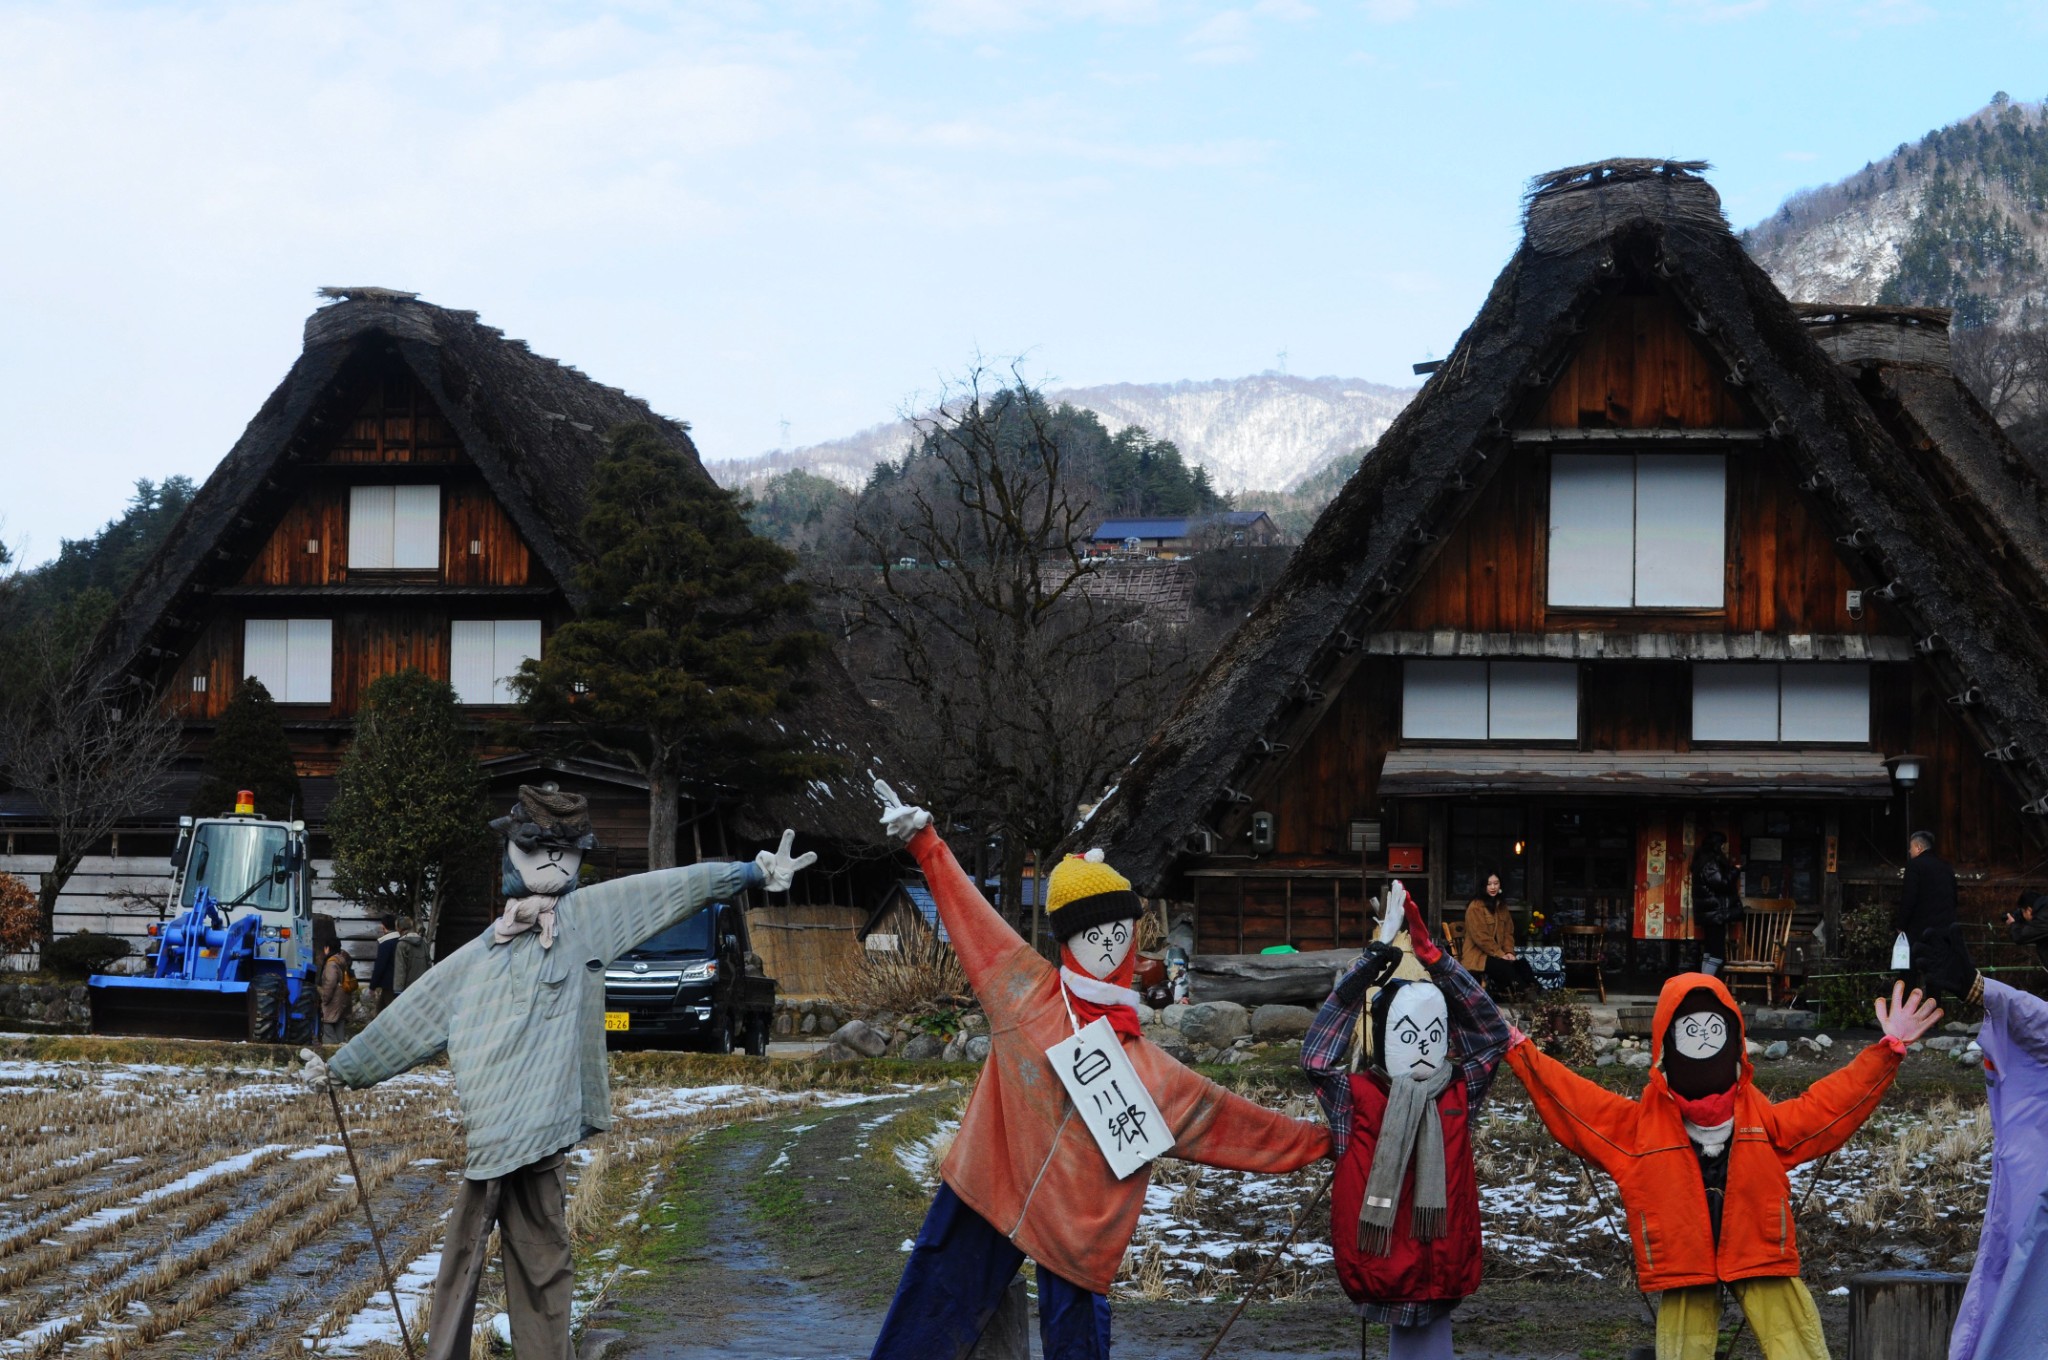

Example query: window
[1402,660,1578,740]
[1548,453,1725,608]
[242,619,332,704]
[348,485,441,570]
[450,619,542,705]
[1692,663,1869,743]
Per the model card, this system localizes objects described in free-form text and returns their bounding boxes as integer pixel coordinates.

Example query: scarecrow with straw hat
[867,779,1331,1360]
[299,783,816,1360]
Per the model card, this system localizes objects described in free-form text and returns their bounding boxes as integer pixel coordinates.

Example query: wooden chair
[1724,900,1797,1006]
[1560,925,1606,1003]
[1440,918,1465,960]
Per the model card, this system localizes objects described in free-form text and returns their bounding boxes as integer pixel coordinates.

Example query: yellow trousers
[1657,1278,1829,1360]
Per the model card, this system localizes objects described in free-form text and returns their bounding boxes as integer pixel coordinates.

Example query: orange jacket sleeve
[1504,1040,1642,1175]
[1759,1041,1902,1169]
[1156,1062,1331,1172]
[905,825,1040,1017]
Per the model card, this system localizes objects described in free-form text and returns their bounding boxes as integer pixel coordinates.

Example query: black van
[602,899,776,1054]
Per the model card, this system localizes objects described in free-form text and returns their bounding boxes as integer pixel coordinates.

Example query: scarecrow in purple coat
[1949,976,2048,1360]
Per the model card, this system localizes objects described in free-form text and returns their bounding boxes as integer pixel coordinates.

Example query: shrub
[826,931,970,1023]
[1524,988,1597,1065]
[44,930,131,979]
[0,873,39,955]
[1810,969,1889,1030]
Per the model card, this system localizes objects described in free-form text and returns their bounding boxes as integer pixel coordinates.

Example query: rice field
[0,1047,898,1360]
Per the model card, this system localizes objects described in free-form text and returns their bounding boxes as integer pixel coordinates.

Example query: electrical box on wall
[1250,812,1275,853]
[1388,844,1425,872]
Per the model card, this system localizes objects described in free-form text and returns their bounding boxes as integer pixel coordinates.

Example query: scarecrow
[1948,977,2048,1360]
[300,783,815,1360]
[1506,975,1941,1360]
[867,780,1331,1360]
[1302,881,1511,1360]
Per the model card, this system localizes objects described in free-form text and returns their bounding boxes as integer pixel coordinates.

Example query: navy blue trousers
[870,1183,1112,1360]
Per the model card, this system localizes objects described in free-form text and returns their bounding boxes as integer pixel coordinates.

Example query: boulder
[1159,1004,1191,1032]
[799,1012,820,1036]
[898,1033,945,1062]
[1591,1036,1620,1055]
[1250,1004,1315,1041]
[818,1041,863,1062]
[1763,1040,1789,1061]
[1133,1003,1157,1027]
[959,1012,988,1034]
[1925,1035,1962,1052]
[1595,1053,1617,1067]
[1218,1047,1252,1065]
[831,1020,890,1058]
[1179,1002,1250,1049]
[1746,1038,1764,1057]
[942,1036,966,1062]
[965,1035,992,1063]
[1813,1033,1834,1049]
[1622,1051,1652,1069]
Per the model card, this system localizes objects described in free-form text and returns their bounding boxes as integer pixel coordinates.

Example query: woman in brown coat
[316,943,351,1045]
[1459,872,1537,998]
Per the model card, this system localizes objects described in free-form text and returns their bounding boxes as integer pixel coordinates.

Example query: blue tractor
[89,792,321,1042]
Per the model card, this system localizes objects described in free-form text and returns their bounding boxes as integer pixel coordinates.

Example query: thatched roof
[93,289,897,848]
[1085,159,2048,894]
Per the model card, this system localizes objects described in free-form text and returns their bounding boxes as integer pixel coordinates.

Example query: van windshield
[622,910,716,959]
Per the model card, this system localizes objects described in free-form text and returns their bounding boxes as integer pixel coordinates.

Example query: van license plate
[604,1011,629,1031]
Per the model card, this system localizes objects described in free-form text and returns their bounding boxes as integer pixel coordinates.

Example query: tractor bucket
[87,979,254,1042]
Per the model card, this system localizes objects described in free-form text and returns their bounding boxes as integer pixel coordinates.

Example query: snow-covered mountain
[1745,96,2048,327]
[709,373,1415,495]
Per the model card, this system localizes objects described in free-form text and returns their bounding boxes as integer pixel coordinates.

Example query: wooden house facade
[3,289,901,964]
[1085,162,2048,986]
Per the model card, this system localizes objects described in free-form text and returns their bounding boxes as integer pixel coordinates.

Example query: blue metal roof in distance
[1090,510,1268,541]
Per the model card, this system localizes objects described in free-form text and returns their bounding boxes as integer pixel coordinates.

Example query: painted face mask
[508,842,584,897]
[1663,987,1741,1099]
[1074,919,1134,980]
[1380,982,1451,1082]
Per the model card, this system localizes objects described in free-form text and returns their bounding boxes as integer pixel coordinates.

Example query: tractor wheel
[285,981,318,1045]
[743,1013,770,1057]
[250,974,286,1043]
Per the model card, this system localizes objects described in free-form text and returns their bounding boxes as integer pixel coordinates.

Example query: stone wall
[0,980,90,1033]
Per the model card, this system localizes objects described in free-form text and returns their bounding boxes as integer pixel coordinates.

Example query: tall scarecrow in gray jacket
[300,784,815,1360]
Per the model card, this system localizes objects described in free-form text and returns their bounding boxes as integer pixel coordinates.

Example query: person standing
[298,784,817,1360]
[1896,831,1980,1006]
[1459,871,1535,998]
[1690,832,1741,977]
[316,942,351,1045]
[392,914,430,995]
[369,915,400,1014]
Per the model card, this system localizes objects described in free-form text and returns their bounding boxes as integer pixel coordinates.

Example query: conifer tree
[514,423,828,867]
[327,669,492,947]
[190,678,302,819]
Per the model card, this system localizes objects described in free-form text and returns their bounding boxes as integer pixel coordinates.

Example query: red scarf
[1059,945,1143,1040]
[1670,1087,1736,1128]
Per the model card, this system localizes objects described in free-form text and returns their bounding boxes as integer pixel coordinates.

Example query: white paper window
[242,618,331,704]
[1693,664,1868,743]
[349,485,440,570]
[1404,660,1577,741]
[1549,453,1725,608]
[451,619,542,705]
[1488,661,1580,740]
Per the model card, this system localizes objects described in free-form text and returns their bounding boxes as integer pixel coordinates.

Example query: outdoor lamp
[1886,754,1924,788]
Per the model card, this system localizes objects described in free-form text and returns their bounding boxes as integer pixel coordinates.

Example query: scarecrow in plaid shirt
[1302,880,1512,1360]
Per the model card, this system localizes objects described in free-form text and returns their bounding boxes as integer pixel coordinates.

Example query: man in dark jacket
[369,915,400,1015]
[1895,832,1979,1004]
[2005,892,2048,972]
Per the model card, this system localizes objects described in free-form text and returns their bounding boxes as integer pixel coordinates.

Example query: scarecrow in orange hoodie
[1506,975,1941,1360]
[867,781,1331,1360]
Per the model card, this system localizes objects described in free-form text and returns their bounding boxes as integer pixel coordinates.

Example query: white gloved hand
[872,779,932,843]
[754,829,819,894]
[298,1048,342,1093]
[1375,879,1408,946]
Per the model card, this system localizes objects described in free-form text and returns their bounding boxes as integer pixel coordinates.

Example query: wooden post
[969,1276,1029,1360]
[1847,1271,1968,1360]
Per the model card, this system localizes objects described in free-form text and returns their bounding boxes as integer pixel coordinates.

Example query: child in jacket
[1506,974,1940,1360]
[868,782,1331,1360]
[1303,881,1511,1360]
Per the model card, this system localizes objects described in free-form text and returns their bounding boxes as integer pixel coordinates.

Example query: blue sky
[3,0,2040,560]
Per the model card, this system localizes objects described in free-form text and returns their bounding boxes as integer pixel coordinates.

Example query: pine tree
[326,670,492,947]
[514,423,829,867]
[191,678,302,819]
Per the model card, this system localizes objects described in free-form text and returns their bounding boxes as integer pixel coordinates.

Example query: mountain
[1745,95,2048,327]
[708,373,1415,496]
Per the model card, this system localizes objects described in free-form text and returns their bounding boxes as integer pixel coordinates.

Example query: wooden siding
[1190,873,1376,955]
[321,363,467,464]
[442,481,534,586]
[239,477,535,588]
[1387,447,1891,635]
[1531,293,1752,429]
[241,485,347,586]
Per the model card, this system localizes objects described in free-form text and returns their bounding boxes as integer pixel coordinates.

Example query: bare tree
[1951,323,2047,424]
[0,616,181,940]
[836,364,1194,942]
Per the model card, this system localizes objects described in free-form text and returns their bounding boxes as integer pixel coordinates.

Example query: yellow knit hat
[1045,848,1141,942]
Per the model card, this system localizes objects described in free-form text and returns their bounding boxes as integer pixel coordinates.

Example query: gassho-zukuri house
[1,288,900,974]
[1085,160,2048,990]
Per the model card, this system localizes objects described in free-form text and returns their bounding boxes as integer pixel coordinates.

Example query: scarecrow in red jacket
[867,781,1331,1360]
[1507,975,1941,1360]
[1302,881,1512,1360]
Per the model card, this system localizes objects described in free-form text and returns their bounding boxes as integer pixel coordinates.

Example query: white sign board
[865,933,899,952]
[1046,1016,1172,1180]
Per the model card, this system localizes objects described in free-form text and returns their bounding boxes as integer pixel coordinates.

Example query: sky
[2,0,2042,563]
